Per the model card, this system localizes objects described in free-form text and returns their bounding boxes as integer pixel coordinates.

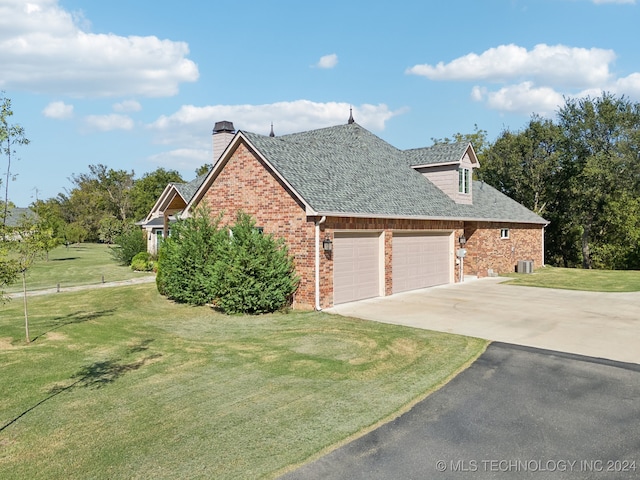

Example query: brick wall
[196,140,545,309]
[463,222,544,277]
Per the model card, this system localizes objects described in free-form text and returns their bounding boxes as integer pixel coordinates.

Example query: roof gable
[405,142,479,168]
[144,174,208,222]
[188,122,546,225]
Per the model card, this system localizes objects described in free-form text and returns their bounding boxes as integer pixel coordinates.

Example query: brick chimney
[212,121,235,161]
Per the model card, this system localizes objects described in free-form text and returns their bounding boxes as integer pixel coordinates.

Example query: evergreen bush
[211,212,298,314]
[155,210,298,313]
[110,226,146,265]
[155,209,224,305]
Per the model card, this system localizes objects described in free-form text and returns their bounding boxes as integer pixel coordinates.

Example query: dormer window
[458,168,471,194]
[409,142,478,205]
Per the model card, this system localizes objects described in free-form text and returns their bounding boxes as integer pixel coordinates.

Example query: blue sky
[1,0,639,207]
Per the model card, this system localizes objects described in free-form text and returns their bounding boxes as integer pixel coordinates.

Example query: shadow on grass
[0,349,162,433]
[50,257,80,261]
[31,309,116,343]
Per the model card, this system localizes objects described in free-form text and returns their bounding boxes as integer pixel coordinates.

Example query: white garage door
[333,232,381,305]
[393,233,451,294]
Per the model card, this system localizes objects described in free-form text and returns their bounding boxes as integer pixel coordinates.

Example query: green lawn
[502,265,640,292]
[0,283,487,479]
[4,243,154,293]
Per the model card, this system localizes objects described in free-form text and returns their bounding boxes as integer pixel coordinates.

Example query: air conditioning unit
[516,260,534,274]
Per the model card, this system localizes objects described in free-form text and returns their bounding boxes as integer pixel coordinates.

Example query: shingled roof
[240,123,546,225]
[173,174,207,202]
[404,142,471,167]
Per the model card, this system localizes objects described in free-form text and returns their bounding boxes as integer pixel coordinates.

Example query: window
[500,228,509,239]
[458,168,470,194]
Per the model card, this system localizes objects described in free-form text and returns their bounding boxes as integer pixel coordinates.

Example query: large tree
[62,164,135,241]
[479,116,562,217]
[557,93,640,269]
[130,167,184,220]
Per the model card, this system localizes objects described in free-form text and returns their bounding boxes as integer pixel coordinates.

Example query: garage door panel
[393,233,450,294]
[333,233,380,305]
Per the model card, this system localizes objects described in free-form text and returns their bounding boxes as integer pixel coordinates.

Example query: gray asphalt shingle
[242,123,547,224]
[174,174,207,202]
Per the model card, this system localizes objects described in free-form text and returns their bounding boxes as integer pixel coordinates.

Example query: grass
[501,265,640,292]
[0,283,487,479]
[4,243,154,293]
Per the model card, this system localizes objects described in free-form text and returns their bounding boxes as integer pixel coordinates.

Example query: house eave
[411,161,460,169]
[308,210,549,226]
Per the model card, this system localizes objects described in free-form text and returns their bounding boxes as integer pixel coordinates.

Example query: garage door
[393,233,451,294]
[333,232,381,305]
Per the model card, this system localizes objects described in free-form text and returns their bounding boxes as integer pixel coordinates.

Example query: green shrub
[110,227,146,266]
[155,209,225,305]
[155,210,298,313]
[131,251,154,271]
[211,212,299,314]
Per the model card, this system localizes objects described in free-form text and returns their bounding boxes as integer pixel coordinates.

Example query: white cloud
[0,0,198,97]
[147,148,210,172]
[84,114,134,131]
[407,44,614,88]
[316,53,338,69]
[42,100,73,119]
[471,82,565,116]
[148,100,405,147]
[612,73,640,96]
[409,42,640,116]
[113,100,142,113]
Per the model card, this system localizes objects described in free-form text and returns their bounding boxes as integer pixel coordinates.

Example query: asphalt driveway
[327,277,640,364]
[281,343,640,479]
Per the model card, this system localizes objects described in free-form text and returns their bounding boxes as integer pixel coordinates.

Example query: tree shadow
[50,257,80,261]
[0,350,162,433]
[31,309,116,342]
[127,338,154,354]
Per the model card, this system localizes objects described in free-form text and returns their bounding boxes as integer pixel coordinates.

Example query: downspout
[542,224,546,267]
[315,216,327,311]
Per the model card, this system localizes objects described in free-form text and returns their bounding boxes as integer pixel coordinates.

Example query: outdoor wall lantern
[322,237,333,252]
[458,234,467,246]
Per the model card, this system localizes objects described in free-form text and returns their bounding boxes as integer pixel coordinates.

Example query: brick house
[146,117,547,309]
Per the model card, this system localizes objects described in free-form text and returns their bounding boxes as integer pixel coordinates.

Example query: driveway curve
[281,343,640,480]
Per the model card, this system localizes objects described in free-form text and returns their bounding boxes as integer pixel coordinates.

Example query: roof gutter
[314,216,327,311]
[310,210,549,226]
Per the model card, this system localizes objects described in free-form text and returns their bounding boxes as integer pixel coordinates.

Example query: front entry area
[333,232,381,305]
[392,232,451,294]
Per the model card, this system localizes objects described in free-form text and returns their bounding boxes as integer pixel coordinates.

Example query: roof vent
[348,107,355,124]
[270,122,275,137]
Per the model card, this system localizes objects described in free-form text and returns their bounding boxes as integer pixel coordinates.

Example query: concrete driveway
[327,277,640,364]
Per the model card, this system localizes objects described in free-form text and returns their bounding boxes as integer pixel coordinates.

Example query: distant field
[502,265,640,292]
[4,243,154,293]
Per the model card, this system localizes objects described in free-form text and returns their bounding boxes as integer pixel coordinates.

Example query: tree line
[478,93,640,270]
[3,91,640,271]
